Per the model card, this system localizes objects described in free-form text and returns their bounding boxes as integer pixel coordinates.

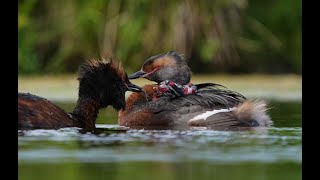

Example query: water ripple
[18,125,302,164]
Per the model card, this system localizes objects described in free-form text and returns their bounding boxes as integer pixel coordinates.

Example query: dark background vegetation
[18,0,301,75]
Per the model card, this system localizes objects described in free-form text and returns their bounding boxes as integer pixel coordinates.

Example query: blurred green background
[18,2,302,179]
[18,0,301,75]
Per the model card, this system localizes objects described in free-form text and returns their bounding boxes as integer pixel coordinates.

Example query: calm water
[18,101,301,180]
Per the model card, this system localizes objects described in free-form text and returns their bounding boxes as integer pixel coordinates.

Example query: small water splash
[18,127,81,135]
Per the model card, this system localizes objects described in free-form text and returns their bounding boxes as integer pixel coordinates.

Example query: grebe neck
[71,97,101,132]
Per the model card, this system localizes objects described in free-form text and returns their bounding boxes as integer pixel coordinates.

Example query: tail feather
[187,99,273,129]
[233,99,273,127]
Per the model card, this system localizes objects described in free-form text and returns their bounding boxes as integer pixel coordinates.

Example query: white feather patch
[189,108,236,122]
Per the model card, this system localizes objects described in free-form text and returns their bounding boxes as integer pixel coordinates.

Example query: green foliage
[18,0,301,74]
[240,0,302,73]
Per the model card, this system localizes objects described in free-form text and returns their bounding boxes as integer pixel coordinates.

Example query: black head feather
[77,59,129,110]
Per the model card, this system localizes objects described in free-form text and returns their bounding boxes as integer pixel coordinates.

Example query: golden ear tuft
[87,59,101,67]
[100,51,113,63]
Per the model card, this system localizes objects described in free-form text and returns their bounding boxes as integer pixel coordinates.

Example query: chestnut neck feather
[71,97,101,131]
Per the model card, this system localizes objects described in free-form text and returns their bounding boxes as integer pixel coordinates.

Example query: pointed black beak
[129,70,146,79]
[127,82,143,92]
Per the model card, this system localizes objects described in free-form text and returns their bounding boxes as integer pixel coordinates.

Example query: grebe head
[129,51,191,85]
[78,58,142,110]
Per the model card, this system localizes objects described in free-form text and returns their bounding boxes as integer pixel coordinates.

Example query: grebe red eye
[154,66,161,71]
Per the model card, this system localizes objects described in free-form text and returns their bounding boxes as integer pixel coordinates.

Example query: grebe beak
[129,70,146,79]
[127,82,143,92]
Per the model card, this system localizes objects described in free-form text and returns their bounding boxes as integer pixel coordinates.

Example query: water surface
[18,101,301,180]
